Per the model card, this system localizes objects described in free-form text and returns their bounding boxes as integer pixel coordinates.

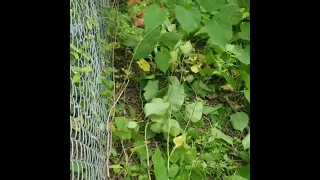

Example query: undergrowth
[101,0,249,179]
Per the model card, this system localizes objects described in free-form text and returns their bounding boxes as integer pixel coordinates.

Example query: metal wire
[70,0,109,179]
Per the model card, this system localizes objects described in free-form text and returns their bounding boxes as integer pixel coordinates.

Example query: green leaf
[187,127,201,139]
[215,3,242,25]
[159,32,182,50]
[169,164,180,178]
[185,75,194,83]
[244,88,250,103]
[223,175,247,180]
[180,41,193,56]
[123,35,138,47]
[155,50,172,73]
[134,27,161,60]
[238,22,250,40]
[242,132,250,150]
[144,98,170,117]
[150,123,164,133]
[232,45,250,64]
[115,117,129,132]
[163,119,181,136]
[199,81,211,91]
[152,147,168,180]
[81,66,92,72]
[236,166,250,180]
[132,141,151,162]
[230,112,249,132]
[113,129,131,139]
[175,6,201,33]
[163,77,186,112]
[70,162,86,172]
[192,80,207,98]
[204,19,233,47]
[71,66,82,72]
[190,169,206,180]
[144,4,168,32]
[143,80,159,101]
[127,121,138,129]
[211,127,234,145]
[72,74,81,83]
[202,104,223,115]
[170,147,186,163]
[185,101,203,122]
[196,0,225,12]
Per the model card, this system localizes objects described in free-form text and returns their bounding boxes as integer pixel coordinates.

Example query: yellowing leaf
[71,121,80,132]
[137,59,150,72]
[173,134,186,148]
[108,122,116,132]
[243,12,250,19]
[191,65,200,73]
[221,84,235,92]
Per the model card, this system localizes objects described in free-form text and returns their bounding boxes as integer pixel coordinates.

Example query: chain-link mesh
[70,0,109,179]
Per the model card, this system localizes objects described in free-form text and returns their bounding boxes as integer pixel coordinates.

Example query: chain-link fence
[70,0,109,179]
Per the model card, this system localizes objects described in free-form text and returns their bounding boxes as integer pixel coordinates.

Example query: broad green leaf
[196,0,225,12]
[127,121,137,129]
[185,101,203,122]
[155,50,172,73]
[170,146,186,163]
[150,123,164,133]
[185,75,194,83]
[215,3,242,25]
[163,77,186,112]
[185,148,197,164]
[143,80,159,101]
[71,66,82,72]
[203,104,223,115]
[180,41,193,56]
[149,115,167,123]
[187,127,200,139]
[204,19,233,47]
[191,80,207,98]
[134,27,161,60]
[169,164,180,178]
[152,147,168,180]
[241,72,250,89]
[242,132,250,150]
[132,140,151,162]
[175,6,201,33]
[113,129,131,139]
[144,98,170,117]
[211,127,234,145]
[163,119,181,136]
[230,112,249,132]
[236,166,250,180]
[238,22,250,40]
[190,169,206,180]
[199,81,211,91]
[223,175,247,180]
[159,32,182,50]
[144,4,168,32]
[233,45,250,65]
[244,88,250,103]
[123,35,137,47]
[115,117,129,131]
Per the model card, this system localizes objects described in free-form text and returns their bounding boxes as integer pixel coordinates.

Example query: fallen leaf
[132,18,145,28]
[127,0,141,6]
[137,59,150,72]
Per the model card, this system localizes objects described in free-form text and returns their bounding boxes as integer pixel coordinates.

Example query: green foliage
[103,0,251,179]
